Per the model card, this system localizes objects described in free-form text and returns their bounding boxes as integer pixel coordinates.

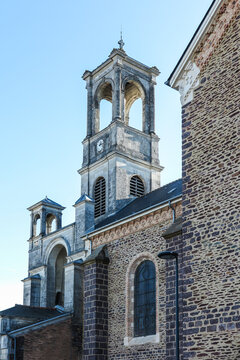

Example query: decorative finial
[118,28,125,50]
[45,195,48,199]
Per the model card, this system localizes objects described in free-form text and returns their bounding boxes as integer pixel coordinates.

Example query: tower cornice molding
[78,151,163,176]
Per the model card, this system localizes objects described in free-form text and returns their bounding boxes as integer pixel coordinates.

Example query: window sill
[124,333,160,346]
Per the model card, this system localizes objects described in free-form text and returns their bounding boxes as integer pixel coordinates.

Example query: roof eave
[82,195,182,239]
[167,0,221,89]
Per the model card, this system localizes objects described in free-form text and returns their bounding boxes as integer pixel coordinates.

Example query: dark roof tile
[0,304,64,319]
[95,178,182,230]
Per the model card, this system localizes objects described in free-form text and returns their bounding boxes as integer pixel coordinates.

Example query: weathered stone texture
[181,8,240,359]
[83,260,109,360]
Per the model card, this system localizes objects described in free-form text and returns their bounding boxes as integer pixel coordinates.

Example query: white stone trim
[124,253,159,345]
[169,0,223,89]
[66,250,87,263]
[175,60,200,105]
[124,333,160,346]
[79,150,163,176]
[43,237,70,264]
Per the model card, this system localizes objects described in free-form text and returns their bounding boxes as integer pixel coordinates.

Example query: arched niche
[94,81,113,133]
[47,244,67,307]
[123,80,145,131]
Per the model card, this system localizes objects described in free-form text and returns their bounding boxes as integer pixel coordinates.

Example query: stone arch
[122,77,146,131]
[44,237,70,265]
[46,213,57,234]
[93,79,114,133]
[125,252,159,343]
[45,239,69,307]
[33,213,41,236]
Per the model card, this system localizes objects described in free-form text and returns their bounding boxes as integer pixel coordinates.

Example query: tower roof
[27,196,65,211]
[82,44,160,81]
[74,193,94,206]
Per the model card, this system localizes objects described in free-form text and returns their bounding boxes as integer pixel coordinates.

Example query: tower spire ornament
[118,30,125,50]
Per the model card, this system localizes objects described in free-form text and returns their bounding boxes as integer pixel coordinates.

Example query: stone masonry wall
[101,218,180,360]
[18,318,81,360]
[165,234,183,360]
[181,8,240,360]
[83,260,109,360]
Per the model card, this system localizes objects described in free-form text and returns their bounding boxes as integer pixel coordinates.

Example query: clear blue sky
[0,0,212,310]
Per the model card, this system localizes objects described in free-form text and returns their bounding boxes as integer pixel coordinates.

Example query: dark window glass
[130,175,144,197]
[134,260,156,337]
[94,177,106,218]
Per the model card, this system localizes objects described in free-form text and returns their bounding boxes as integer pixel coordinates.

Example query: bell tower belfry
[79,40,163,221]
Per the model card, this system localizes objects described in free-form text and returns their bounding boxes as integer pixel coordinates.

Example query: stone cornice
[79,150,163,175]
[89,201,182,249]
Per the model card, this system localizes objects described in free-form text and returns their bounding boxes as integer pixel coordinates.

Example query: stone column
[83,246,109,360]
[30,212,34,238]
[86,79,93,137]
[74,194,94,252]
[149,82,155,134]
[56,213,62,230]
[0,334,10,360]
[64,261,83,318]
[40,208,46,236]
[113,65,121,121]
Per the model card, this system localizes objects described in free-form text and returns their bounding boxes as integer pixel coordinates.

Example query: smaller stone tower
[23,197,65,307]
[28,196,65,239]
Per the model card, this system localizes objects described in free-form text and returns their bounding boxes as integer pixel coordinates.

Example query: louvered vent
[130,176,145,197]
[94,177,106,218]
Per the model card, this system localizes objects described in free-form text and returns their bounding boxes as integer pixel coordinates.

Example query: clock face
[97,139,104,153]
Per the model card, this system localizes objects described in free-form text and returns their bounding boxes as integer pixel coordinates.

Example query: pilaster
[64,261,83,317]
[83,246,109,360]
[22,275,41,307]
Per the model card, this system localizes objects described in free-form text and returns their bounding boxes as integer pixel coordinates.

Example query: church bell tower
[79,39,163,222]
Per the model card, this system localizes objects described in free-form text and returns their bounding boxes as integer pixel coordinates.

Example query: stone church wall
[181,6,240,359]
[104,221,179,359]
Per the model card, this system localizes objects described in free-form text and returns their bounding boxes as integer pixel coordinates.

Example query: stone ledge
[124,332,160,346]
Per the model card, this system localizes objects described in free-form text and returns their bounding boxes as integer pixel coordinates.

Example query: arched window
[130,175,145,197]
[134,260,156,337]
[94,177,106,218]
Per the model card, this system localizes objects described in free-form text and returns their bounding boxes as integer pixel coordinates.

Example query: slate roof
[75,193,94,206]
[27,196,65,211]
[0,304,64,320]
[95,178,182,230]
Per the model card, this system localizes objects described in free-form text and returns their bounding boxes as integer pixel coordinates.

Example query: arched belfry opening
[94,82,113,132]
[124,81,145,131]
[81,44,162,216]
[33,214,41,236]
[46,214,57,234]
[47,245,67,307]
